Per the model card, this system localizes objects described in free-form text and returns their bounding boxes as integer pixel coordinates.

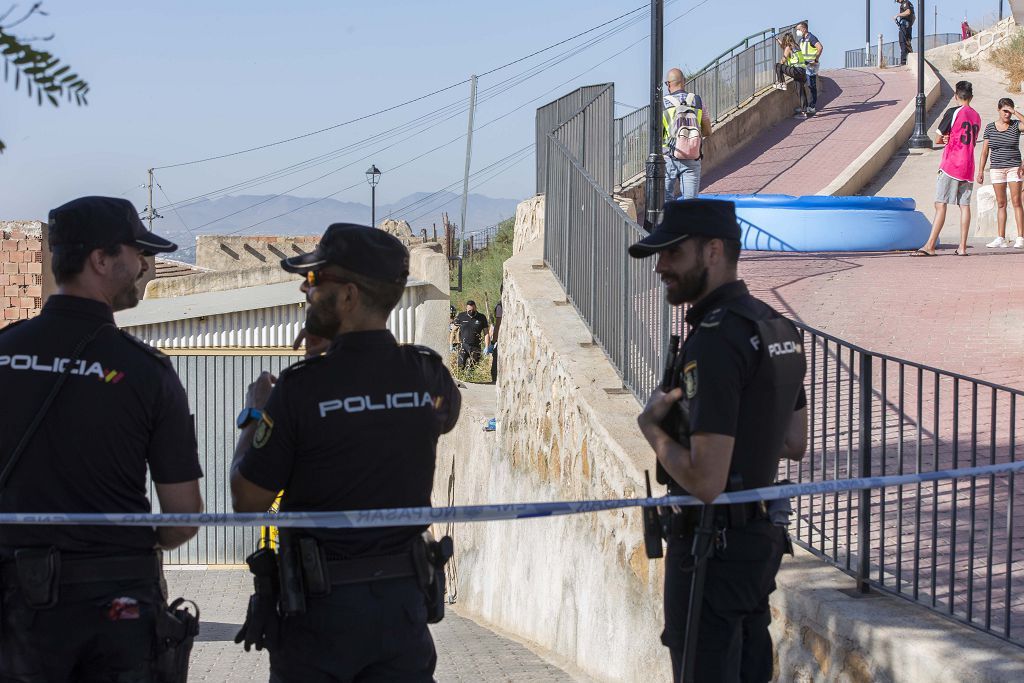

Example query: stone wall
[437,198,668,682]
[194,235,320,272]
[0,220,52,328]
[512,195,544,255]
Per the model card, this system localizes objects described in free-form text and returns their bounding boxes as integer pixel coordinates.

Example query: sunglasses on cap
[305,270,353,288]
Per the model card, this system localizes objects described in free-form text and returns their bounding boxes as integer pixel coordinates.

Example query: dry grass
[990,32,1024,92]
[448,350,493,384]
[951,54,979,73]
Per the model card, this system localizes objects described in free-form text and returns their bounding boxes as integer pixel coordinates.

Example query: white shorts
[990,167,1022,184]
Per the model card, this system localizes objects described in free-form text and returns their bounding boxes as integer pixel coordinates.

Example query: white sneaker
[1015,237,1024,249]
[987,236,1009,248]
[775,83,787,90]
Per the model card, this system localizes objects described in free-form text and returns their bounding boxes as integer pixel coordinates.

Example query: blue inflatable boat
[702,194,931,252]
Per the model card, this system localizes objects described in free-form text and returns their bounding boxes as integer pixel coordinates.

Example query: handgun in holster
[411,532,453,624]
[154,598,200,683]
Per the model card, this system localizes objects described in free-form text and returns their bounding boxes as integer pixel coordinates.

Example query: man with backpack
[895,0,916,66]
[663,68,712,201]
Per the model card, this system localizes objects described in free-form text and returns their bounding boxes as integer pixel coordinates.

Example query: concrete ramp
[701,68,916,196]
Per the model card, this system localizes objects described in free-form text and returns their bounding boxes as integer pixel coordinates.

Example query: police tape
[1,460,1022,529]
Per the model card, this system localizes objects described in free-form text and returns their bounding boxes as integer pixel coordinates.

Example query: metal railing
[613,104,650,186]
[536,84,614,195]
[781,328,1023,644]
[539,84,1024,646]
[844,33,963,68]
[687,23,798,124]
[611,23,797,186]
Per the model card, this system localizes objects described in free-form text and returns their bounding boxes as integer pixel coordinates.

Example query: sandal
[953,249,969,256]
[910,249,935,257]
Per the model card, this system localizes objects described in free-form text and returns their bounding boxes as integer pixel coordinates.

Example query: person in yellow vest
[796,22,823,115]
[662,68,713,200]
[774,34,810,118]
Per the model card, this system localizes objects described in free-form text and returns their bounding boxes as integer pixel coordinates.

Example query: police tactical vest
[660,299,806,493]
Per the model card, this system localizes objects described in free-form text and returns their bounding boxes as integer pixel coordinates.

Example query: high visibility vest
[785,47,806,67]
[661,92,704,150]
[799,37,819,62]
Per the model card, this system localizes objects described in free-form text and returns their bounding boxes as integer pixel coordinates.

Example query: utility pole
[144,168,162,229]
[1000,0,1004,22]
[458,75,478,260]
[909,1,931,147]
[644,0,666,230]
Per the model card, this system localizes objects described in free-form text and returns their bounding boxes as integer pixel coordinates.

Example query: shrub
[952,54,979,73]
[990,31,1024,91]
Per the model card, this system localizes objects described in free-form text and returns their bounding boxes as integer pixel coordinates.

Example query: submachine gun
[641,333,715,682]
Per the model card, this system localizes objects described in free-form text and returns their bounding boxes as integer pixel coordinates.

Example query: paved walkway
[166,568,580,682]
[701,68,916,195]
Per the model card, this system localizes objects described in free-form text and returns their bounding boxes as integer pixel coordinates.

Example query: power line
[151,4,653,171]
[155,7,651,223]
[156,183,196,242]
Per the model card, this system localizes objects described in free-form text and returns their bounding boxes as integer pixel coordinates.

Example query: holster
[13,547,60,609]
[411,532,453,624]
[153,598,200,683]
[276,533,306,616]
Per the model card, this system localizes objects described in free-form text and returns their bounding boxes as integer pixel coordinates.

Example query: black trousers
[269,577,436,682]
[774,64,808,110]
[0,578,161,682]
[662,520,785,683]
[457,345,481,370]
[490,346,498,383]
[898,22,913,65]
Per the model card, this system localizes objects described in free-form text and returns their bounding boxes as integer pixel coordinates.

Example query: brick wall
[0,221,48,329]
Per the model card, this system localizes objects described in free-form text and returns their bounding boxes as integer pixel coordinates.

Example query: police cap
[48,196,177,254]
[280,223,409,284]
[628,198,740,258]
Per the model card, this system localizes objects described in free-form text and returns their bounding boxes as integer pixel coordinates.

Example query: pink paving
[741,249,1024,391]
[701,68,916,195]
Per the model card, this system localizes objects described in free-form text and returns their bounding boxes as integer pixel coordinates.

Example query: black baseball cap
[48,196,177,254]
[280,223,409,284]
[628,198,741,258]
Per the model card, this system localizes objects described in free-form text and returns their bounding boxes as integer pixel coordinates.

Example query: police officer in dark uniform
[230,223,461,682]
[630,199,807,683]
[452,300,488,370]
[0,196,204,681]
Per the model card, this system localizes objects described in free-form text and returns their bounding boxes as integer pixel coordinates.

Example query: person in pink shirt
[913,81,982,256]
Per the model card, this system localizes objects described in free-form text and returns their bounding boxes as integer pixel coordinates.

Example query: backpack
[667,93,702,160]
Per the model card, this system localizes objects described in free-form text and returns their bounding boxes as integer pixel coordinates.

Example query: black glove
[234,590,280,652]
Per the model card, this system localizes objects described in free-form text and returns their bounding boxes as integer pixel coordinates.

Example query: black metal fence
[844,33,963,68]
[538,84,1024,645]
[782,328,1023,644]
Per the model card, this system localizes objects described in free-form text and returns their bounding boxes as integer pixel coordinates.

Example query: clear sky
[0,0,1006,226]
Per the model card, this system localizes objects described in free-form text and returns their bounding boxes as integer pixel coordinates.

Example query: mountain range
[158,191,521,261]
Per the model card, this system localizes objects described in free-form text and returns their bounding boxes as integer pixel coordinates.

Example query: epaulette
[404,343,443,362]
[698,307,729,329]
[119,329,172,366]
[0,319,27,335]
[279,353,327,378]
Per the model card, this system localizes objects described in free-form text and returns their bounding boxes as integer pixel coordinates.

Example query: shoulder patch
[119,330,171,366]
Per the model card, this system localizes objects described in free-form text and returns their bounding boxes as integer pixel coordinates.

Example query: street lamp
[644,0,666,230]
[908,0,931,148]
[365,164,382,227]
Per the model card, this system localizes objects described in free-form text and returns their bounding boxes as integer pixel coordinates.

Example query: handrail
[692,26,781,75]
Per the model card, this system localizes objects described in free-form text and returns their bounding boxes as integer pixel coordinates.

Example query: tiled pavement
[165,568,580,682]
[701,67,916,196]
